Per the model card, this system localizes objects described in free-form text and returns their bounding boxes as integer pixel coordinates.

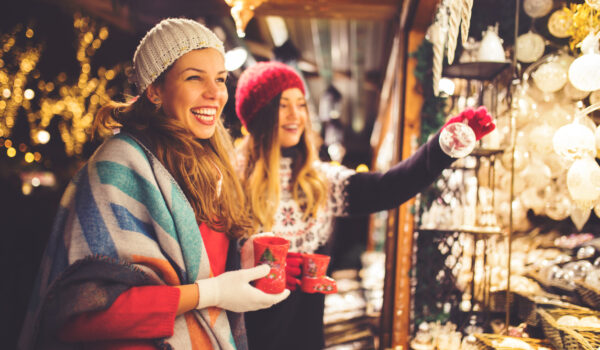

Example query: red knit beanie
[235,61,305,128]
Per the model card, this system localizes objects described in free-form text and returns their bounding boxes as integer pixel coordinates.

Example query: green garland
[410,39,448,145]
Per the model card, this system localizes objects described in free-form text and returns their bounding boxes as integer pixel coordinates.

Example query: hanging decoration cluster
[427,0,474,96]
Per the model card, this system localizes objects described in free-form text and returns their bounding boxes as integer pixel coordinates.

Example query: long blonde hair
[239,95,328,231]
[94,76,254,239]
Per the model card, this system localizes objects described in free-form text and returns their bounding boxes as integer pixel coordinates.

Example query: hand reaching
[443,106,495,141]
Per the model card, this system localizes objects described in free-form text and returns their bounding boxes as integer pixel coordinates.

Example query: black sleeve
[346,131,455,216]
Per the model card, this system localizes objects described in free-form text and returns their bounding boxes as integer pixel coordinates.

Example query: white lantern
[566,157,600,209]
[553,122,597,161]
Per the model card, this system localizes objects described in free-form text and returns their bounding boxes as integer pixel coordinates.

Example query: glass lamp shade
[566,157,600,209]
[516,31,546,63]
[568,54,600,91]
[553,122,597,162]
[532,61,568,93]
[524,0,553,18]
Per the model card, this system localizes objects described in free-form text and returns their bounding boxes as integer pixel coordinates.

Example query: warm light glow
[7,147,16,157]
[438,78,456,96]
[24,152,34,163]
[24,89,34,100]
[31,177,40,187]
[225,47,248,71]
[356,164,369,172]
[4,139,12,148]
[36,130,50,144]
[224,0,266,37]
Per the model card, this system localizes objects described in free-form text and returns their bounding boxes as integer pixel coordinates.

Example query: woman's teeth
[192,108,216,121]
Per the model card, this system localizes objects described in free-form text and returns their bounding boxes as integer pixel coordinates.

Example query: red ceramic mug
[253,236,290,294]
[300,253,337,294]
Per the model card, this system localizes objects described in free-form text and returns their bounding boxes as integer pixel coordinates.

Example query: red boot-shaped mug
[300,253,337,294]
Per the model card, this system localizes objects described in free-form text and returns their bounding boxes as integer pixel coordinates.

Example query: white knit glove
[240,232,275,269]
[195,264,290,312]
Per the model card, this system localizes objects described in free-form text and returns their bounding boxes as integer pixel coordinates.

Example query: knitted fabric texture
[235,61,305,128]
[133,18,225,93]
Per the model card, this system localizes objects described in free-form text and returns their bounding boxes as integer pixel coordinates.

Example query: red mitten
[443,106,496,141]
[286,252,303,291]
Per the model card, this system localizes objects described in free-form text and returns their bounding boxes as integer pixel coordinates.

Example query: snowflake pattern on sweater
[272,157,355,253]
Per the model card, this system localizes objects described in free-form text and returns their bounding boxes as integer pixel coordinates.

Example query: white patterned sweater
[272,157,355,253]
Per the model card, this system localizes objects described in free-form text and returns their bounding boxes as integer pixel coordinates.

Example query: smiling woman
[146,49,229,140]
[18,18,289,350]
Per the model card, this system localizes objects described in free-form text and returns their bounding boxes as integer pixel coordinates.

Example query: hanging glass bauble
[514,93,538,128]
[546,104,573,128]
[556,53,575,69]
[571,205,592,231]
[548,9,572,38]
[533,61,568,93]
[524,0,553,18]
[522,159,552,189]
[516,31,546,63]
[564,81,591,100]
[569,54,600,91]
[553,122,597,161]
[569,33,600,91]
[439,122,476,158]
[586,0,600,10]
[546,191,572,221]
[501,147,530,173]
[566,157,600,209]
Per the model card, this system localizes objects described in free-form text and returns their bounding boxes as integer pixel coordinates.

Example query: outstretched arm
[346,107,494,216]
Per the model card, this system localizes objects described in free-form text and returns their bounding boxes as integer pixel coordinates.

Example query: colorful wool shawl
[19,132,244,349]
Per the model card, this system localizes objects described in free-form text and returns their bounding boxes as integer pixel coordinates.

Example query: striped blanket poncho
[19,132,245,349]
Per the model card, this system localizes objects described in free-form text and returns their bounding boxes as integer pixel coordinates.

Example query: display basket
[574,281,600,310]
[473,333,555,349]
[537,308,600,350]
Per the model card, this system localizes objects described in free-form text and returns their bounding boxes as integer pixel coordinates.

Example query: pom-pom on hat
[235,61,305,128]
[133,18,225,93]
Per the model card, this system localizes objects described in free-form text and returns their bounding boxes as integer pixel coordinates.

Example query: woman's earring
[152,98,161,110]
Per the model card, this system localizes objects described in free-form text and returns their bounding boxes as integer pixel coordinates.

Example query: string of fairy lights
[0,13,123,168]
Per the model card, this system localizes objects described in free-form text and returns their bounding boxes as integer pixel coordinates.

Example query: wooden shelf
[443,61,511,81]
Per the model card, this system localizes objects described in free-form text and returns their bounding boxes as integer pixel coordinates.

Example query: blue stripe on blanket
[76,165,119,258]
[170,182,202,281]
[110,203,157,241]
[96,161,178,240]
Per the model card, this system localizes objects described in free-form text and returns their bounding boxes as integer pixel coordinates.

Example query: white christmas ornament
[553,122,597,162]
[477,25,505,62]
[571,205,592,231]
[516,31,546,63]
[563,81,590,101]
[568,33,600,92]
[523,0,553,18]
[548,9,572,38]
[591,90,600,105]
[532,61,568,93]
[567,157,600,209]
